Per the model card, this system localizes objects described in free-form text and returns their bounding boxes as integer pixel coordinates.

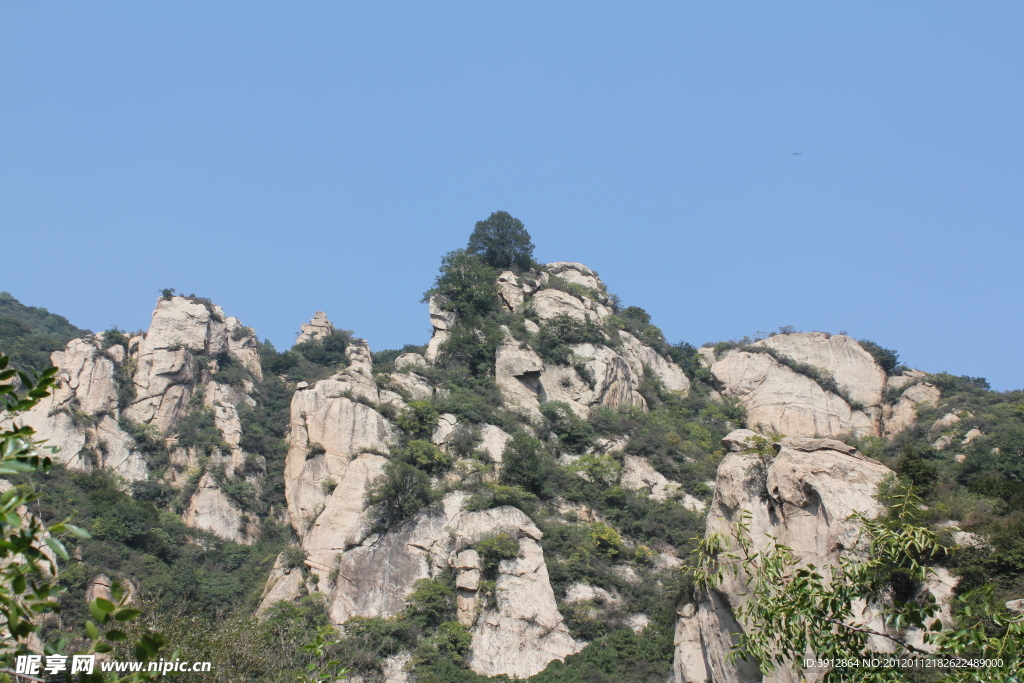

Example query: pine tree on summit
[466,210,535,271]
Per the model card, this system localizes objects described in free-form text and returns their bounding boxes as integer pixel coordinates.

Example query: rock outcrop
[14,337,148,482]
[127,296,261,430]
[296,311,334,345]
[424,263,689,420]
[669,430,956,682]
[704,333,935,439]
[13,295,267,544]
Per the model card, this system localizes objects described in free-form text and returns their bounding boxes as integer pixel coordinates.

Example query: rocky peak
[296,311,334,345]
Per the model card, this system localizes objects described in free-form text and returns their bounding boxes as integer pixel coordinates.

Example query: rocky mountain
[4,220,1023,682]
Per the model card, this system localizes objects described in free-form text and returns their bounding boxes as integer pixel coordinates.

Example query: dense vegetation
[0,291,92,376]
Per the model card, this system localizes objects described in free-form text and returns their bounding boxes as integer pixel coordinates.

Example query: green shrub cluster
[533,314,606,366]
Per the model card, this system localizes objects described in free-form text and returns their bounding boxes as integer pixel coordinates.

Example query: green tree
[366,461,438,531]
[422,249,499,319]
[499,431,549,496]
[466,211,534,271]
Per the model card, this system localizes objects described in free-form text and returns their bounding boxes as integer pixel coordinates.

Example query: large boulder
[883,382,941,437]
[711,350,876,438]
[706,334,899,438]
[13,338,149,482]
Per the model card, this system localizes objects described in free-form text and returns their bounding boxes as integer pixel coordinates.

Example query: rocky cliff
[7,254,992,683]
[668,430,960,683]
[13,295,266,543]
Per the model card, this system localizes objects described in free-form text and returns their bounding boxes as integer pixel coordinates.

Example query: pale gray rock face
[756,333,886,409]
[428,295,456,331]
[127,297,261,430]
[962,427,983,444]
[497,271,525,313]
[394,353,427,371]
[301,453,388,571]
[616,331,690,394]
[886,369,928,390]
[183,472,255,544]
[478,424,512,463]
[707,334,899,438]
[284,479,580,679]
[424,296,456,363]
[258,552,306,613]
[13,339,149,482]
[495,342,546,417]
[496,340,647,419]
[532,289,590,322]
[545,262,604,292]
[883,383,942,437]
[671,431,906,683]
[620,455,682,502]
[386,372,433,402]
[284,372,395,531]
[469,536,585,678]
[712,350,876,438]
[296,311,334,345]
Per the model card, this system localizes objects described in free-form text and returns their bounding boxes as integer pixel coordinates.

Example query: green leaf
[114,608,141,621]
[86,620,100,640]
[105,629,127,641]
[90,599,112,623]
[93,641,113,653]
[44,536,68,560]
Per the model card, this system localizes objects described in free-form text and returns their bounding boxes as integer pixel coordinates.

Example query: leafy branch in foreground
[687,479,1024,681]
[0,353,168,681]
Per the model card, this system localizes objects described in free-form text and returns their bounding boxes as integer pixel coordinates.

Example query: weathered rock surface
[12,338,149,482]
[711,349,876,438]
[704,334,918,438]
[284,369,395,531]
[386,371,433,402]
[883,383,942,437]
[669,430,956,682]
[757,333,886,409]
[546,262,604,292]
[183,472,255,544]
[296,311,334,345]
[127,297,261,430]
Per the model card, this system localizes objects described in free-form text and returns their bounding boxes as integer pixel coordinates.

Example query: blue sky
[3,3,1022,389]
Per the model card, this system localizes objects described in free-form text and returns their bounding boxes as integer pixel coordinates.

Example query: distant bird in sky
[792,152,802,155]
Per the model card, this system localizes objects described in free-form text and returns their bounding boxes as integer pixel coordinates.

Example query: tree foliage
[466,211,535,271]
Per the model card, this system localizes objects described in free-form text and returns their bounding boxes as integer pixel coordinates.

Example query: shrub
[283,546,307,570]
[533,314,606,366]
[463,482,538,514]
[858,339,900,375]
[541,401,594,451]
[474,533,521,580]
[176,407,230,454]
[400,439,453,474]
[366,461,438,531]
[101,327,130,350]
[395,401,440,439]
[131,480,176,508]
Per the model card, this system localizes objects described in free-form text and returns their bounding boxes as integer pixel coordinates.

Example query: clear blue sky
[3,3,1022,389]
